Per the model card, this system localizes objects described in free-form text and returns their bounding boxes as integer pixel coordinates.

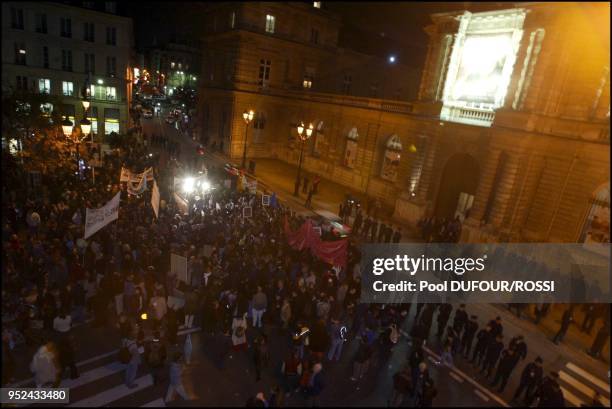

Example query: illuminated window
[62,81,74,96]
[90,85,106,100]
[38,78,50,94]
[258,59,271,87]
[88,107,99,134]
[440,10,527,126]
[171,62,175,69]
[343,127,359,168]
[303,67,315,89]
[40,103,53,116]
[314,2,321,8]
[14,43,26,65]
[104,108,120,134]
[106,86,117,100]
[381,134,402,182]
[265,15,275,34]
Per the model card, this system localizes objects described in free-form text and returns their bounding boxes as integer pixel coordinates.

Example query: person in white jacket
[30,342,59,388]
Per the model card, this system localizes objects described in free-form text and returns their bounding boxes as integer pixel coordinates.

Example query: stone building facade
[1,1,134,137]
[199,1,610,243]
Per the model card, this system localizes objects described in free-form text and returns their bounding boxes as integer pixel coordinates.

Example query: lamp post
[241,109,254,170]
[293,122,314,196]
[80,117,92,182]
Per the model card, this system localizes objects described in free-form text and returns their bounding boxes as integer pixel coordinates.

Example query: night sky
[126,1,510,69]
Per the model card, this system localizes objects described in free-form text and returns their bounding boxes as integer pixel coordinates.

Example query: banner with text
[84,192,120,239]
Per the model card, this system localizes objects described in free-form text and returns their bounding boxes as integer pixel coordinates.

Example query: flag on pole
[84,192,120,239]
[151,179,160,218]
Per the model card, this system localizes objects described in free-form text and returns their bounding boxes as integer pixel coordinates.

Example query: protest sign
[84,192,120,239]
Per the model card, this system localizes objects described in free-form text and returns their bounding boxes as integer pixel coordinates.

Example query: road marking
[560,371,610,406]
[68,374,153,407]
[60,362,125,389]
[474,389,490,402]
[421,344,509,407]
[561,386,585,407]
[566,362,610,394]
[141,398,166,407]
[449,371,464,383]
[8,327,201,388]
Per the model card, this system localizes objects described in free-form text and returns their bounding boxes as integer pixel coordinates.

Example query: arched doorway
[434,153,480,220]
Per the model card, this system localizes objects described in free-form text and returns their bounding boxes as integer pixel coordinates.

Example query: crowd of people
[1,126,609,408]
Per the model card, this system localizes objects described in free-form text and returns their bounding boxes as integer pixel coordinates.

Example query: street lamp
[293,122,314,196]
[61,117,74,139]
[241,109,254,169]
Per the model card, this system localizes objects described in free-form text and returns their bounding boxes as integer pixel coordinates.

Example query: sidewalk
[206,153,421,241]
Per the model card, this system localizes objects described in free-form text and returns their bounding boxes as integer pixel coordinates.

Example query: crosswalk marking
[449,371,464,383]
[7,327,201,389]
[141,398,166,407]
[68,374,154,407]
[59,362,125,390]
[421,344,509,407]
[560,371,611,407]
[474,389,490,402]
[561,386,585,407]
[566,363,610,394]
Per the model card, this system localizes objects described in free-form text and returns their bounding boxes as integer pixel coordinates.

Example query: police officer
[490,347,520,392]
[530,371,564,407]
[452,304,468,336]
[509,335,528,361]
[553,307,574,345]
[461,315,479,359]
[513,356,543,405]
[488,316,503,339]
[418,305,436,341]
[471,324,492,367]
[481,334,504,378]
[436,303,452,338]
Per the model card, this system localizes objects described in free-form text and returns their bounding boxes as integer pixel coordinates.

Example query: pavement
[5,107,606,407]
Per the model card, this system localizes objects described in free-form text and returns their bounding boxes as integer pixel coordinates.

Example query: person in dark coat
[461,315,479,358]
[553,307,574,344]
[509,335,528,361]
[530,372,565,407]
[488,316,503,339]
[490,347,520,392]
[389,365,412,407]
[452,304,468,336]
[589,322,610,358]
[436,304,452,338]
[513,356,543,405]
[418,305,436,341]
[481,334,503,377]
[57,334,78,379]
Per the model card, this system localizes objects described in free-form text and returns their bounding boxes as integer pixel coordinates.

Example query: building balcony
[440,105,496,127]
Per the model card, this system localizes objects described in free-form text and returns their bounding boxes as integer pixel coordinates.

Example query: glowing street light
[183,177,195,194]
[241,109,255,169]
[294,122,314,196]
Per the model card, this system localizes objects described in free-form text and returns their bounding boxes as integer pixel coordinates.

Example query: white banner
[84,192,120,239]
[174,192,189,216]
[151,179,160,218]
[120,166,154,183]
[171,253,190,285]
[127,175,148,196]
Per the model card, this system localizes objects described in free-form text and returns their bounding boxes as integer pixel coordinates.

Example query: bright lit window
[62,81,74,96]
[106,86,117,100]
[104,120,119,134]
[265,14,275,33]
[38,78,50,94]
[314,1,321,8]
[171,62,175,69]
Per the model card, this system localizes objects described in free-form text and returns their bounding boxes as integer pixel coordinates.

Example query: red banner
[284,217,348,268]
